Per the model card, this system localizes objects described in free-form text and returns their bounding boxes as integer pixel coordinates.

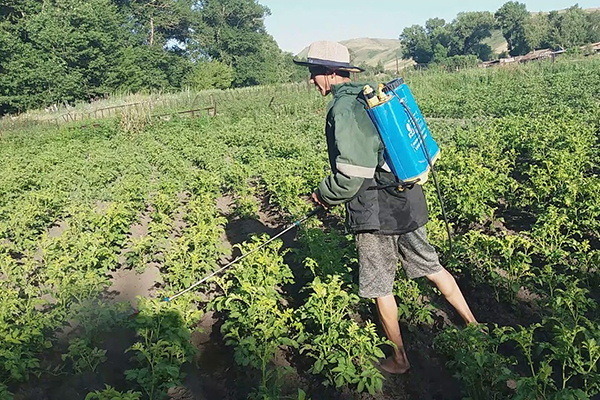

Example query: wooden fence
[0,81,320,134]
[0,95,218,134]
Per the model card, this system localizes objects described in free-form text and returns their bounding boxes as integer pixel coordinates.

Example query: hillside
[296,37,413,72]
[296,35,507,72]
[340,38,414,71]
[484,30,509,55]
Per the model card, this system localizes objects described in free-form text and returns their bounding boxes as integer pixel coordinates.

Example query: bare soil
[106,263,162,307]
[48,220,70,238]
[130,213,151,240]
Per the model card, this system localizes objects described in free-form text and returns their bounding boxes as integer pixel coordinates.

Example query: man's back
[320,81,429,235]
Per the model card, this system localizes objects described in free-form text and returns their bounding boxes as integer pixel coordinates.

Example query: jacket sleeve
[316,109,380,206]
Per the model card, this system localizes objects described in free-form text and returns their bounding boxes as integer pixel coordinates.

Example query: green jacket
[316,82,381,204]
[315,81,428,234]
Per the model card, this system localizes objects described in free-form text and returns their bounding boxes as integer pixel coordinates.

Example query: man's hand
[311,192,328,209]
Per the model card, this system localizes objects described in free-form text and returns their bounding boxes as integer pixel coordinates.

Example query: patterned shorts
[355,226,443,298]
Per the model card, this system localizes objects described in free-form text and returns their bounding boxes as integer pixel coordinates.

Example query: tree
[426,18,454,60]
[186,60,234,90]
[524,13,551,50]
[105,46,192,92]
[0,0,198,115]
[399,25,434,64]
[231,35,282,86]
[433,43,449,60]
[547,6,589,49]
[0,0,130,112]
[451,12,495,59]
[426,18,446,35]
[192,0,278,86]
[0,0,42,22]
[587,11,600,43]
[112,0,196,47]
[496,2,531,56]
[400,12,495,64]
[280,52,309,83]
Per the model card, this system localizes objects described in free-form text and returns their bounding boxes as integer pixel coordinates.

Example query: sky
[259,0,600,54]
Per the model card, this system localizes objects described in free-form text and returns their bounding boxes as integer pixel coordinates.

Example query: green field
[1,56,600,400]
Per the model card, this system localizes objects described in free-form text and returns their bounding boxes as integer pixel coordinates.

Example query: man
[294,41,478,374]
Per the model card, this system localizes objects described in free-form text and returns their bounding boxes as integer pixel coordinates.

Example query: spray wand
[163,206,323,303]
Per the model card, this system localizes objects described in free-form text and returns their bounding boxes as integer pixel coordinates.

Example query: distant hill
[296,36,505,72]
[484,30,509,55]
[295,7,599,71]
[340,38,413,72]
[548,6,600,14]
[296,38,413,72]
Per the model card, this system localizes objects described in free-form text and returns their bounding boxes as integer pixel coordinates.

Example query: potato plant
[298,275,389,394]
[211,238,302,398]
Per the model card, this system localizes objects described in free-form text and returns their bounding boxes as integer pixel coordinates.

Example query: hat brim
[293,57,364,73]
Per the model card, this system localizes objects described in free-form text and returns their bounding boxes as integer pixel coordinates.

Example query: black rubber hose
[390,89,453,254]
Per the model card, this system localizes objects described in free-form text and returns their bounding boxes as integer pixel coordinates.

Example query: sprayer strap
[367,180,417,191]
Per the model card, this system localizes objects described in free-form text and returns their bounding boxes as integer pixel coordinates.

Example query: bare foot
[379,356,410,374]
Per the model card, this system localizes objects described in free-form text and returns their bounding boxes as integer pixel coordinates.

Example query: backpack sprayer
[363,78,452,251]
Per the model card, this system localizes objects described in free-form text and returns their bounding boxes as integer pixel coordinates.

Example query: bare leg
[376,294,410,374]
[427,268,477,325]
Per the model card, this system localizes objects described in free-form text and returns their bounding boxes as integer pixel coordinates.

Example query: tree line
[400,2,600,66]
[0,0,306,116]
[3,1,599,116]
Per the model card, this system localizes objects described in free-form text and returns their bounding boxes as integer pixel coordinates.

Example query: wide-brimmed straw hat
[294,41,364,73]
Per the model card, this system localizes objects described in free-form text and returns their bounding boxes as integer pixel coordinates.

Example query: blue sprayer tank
[365,78,440,185]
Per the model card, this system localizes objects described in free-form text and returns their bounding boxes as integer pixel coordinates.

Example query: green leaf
[374,347,385,359]
[357,380,365,392]
[313,358,324,374]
